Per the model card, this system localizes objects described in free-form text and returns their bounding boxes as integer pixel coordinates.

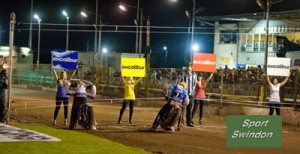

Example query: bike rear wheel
[160,107,181,130]
[83,105,94,130]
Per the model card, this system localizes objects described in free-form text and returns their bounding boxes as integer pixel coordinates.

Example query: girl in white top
[267,75,289,115]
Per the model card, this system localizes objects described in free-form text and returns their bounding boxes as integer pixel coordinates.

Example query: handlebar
[67,93,95,99]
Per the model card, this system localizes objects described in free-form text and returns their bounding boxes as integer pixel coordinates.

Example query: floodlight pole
[94,0,99,52]
[66,17,69,50]
[190,0,195,64]
[138,8,143,58]
[262,0,270,102]
[264,0,270,73]
[7,12,16,123]
[96,15,102,90]
[135,0,140,54]
[28,0,33,48]
[36,19,41,72]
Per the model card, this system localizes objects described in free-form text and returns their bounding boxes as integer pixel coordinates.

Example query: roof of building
[196,9,300,23]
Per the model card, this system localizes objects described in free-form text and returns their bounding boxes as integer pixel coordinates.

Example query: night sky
[1,0,300,67]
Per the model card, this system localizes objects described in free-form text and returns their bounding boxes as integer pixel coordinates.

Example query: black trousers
[181,96,193,124]
[54,97,69,120]
[0,96,5,121]
[269,101,280,115]
[118,100,134,122]
[192,99,205,121]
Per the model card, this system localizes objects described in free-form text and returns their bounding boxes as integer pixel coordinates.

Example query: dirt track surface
[8,88,300,154]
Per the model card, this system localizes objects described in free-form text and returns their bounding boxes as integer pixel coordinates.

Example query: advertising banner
[227,115,282,147]
[121,58,145,77]
[220,57,230,65]
[52,49,78,70]
[192,53,216,72]
[236,64,246,69]
[267,57,290,76]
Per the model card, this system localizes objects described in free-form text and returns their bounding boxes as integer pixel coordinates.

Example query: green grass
[0,124,149,154]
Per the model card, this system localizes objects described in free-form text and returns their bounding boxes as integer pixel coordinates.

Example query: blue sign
[52,49,78,70]
[236,64,246,69]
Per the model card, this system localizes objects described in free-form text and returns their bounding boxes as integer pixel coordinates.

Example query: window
[219,30,237,44]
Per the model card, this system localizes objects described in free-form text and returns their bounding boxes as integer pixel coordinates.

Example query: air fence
[11,64,300,109]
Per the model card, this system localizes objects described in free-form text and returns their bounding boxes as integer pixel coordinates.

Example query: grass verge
[0,124,149,154]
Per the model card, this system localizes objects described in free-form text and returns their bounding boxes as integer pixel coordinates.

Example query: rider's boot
[149,114,161,131]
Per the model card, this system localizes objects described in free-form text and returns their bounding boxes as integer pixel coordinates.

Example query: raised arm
[266,75,272,86]
[68,69,77,80]
[52,65,58,81]
[68,66,77,80]
[163,84,173,96]
[280,76,289,87]
[205,73,214,83]
[122,77,126,83]
[134,77,143,85]
[81,79,94,86]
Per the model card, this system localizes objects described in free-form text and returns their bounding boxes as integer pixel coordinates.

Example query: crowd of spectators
[149,65,300,87]
[212,65,265,84]
[91,64,300,89]
[214,65,299,87]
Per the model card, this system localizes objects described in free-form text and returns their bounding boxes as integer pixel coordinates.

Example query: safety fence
[10,64,300,108]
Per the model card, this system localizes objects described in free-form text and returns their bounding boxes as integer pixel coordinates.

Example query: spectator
[171,68,178,81]
[224,65,229,72]
[114,71,121,77]
[156,70,162,80]
[106,65,114,77]
[213,70,221,82]
[151,70,157,80]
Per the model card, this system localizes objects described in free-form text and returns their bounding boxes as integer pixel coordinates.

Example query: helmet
[179,82,187,89]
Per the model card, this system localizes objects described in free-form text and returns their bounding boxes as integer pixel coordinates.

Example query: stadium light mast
[34,14,41,72]
[256,0,283,102]
[119,3,143,58]
[62,10,69,50]
[256,0,283,72]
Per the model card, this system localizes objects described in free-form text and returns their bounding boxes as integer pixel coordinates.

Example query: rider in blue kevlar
[149,82,189,132]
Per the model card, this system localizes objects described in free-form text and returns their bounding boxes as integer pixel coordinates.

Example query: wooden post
[293,69,299,109]
[220,69,224,108]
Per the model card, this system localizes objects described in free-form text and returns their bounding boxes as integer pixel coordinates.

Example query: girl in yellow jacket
[118,76,143,124]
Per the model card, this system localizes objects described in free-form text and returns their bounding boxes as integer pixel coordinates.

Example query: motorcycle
[68,79,97,130]
[150,95,183,132]
[70,97,95,130]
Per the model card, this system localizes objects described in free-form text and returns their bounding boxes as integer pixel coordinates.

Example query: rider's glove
[164,95,168,101]
[87,95,95,99]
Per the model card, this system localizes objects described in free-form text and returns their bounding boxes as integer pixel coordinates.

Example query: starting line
[0,124,61,142]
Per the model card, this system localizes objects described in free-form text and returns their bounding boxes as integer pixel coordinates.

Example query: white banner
[0,124,61,142]
[267,57,290,76]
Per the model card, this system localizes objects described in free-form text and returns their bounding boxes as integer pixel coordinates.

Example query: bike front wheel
[83,105,95,130]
